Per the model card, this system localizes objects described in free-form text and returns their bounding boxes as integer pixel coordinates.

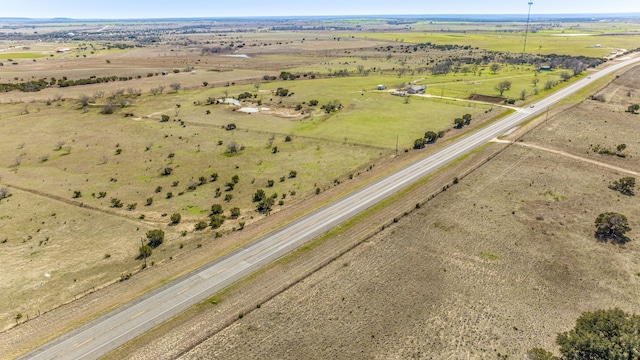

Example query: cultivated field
[176,64,640,359]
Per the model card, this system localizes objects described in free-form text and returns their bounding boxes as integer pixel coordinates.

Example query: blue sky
[3,0,640,18]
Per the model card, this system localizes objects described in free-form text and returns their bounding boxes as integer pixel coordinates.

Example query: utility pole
[523,1,534,57]
[140,238,147,268]
[396,135,399,156]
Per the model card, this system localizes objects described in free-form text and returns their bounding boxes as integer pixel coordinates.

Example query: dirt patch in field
[469,94,505,103]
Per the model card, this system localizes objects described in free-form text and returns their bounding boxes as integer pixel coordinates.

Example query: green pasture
[293,93,489,148]
[347,31,640,57]
[0,52,47,59]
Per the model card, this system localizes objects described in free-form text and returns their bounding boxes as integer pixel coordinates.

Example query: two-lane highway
[22,55,640,360]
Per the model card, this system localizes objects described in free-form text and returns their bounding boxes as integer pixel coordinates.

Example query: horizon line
[2,12,640,21]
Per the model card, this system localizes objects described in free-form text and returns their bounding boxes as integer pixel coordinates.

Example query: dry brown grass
[171,67,640,359]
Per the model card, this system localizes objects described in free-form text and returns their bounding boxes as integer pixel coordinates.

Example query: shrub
[609,177,635,196]
[146,229,164,248]
[253,189,266,202]
[194,221,207,231]
[170,213,181,224]
[161,167,173,176]
[210,214,226,229]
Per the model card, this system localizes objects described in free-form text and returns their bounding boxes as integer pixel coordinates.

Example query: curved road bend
[23,56,640,360]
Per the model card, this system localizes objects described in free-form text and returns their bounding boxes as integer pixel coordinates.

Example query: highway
[22,56,640,360]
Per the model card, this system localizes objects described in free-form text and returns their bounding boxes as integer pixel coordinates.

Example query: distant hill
[0,13,638,23]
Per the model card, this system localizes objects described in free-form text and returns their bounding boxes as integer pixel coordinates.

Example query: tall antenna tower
[522,1,534,57]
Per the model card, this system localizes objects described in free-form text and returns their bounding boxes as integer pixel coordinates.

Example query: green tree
[462,113,472,125]
[138,245,153,259]
[494,80,512,96]
[253,189,266,202]
[194,221,207,231]
[609,176,636,196]
[454,118,465,129]
[628,104,640,114]
[595,212,631,244]
[413,138,426,149]
[210,214,226,229]
[146,229,165,248]
[556,308,640,360]
[424,131,438,144]
[257,197,275,214]
[230,207,241,218]
[210,204,223,215]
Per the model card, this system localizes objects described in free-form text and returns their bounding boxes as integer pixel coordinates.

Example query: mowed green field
[0,52,48,59]
[347,31,640,57]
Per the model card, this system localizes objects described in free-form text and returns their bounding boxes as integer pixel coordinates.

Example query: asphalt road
[22,56,640,360]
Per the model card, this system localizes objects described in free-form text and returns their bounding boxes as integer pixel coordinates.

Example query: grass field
[348,31,640,57]
[1,16,638,343]
[0,52,48,59]
[177,63,640,360]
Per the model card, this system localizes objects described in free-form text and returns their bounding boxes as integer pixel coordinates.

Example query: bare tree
[78,94,92,108]
[0,187,10,203]
[126,88,141,97]
[494,81,512,96]
[169,83,181,92]
[100,101,118,115]
[490,63,501,74]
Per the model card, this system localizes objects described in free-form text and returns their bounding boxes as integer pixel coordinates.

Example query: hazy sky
[3,0,640,18]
